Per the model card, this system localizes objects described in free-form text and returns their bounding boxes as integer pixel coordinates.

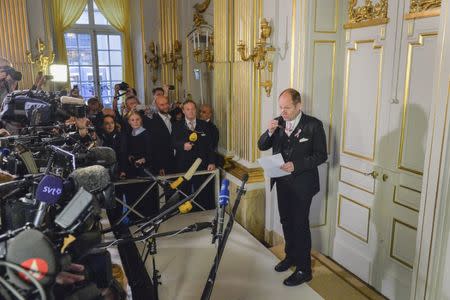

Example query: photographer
[0,64,21,106]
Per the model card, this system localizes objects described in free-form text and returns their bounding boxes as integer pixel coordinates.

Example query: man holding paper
[258,88,327,286]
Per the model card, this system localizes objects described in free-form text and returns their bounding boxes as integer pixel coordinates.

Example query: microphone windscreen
[6,229,59,289]
[184,158,202,180]
[60,96,85,106]
[69,165,110,193]
[86,147,117,166]
[36,174,64,205]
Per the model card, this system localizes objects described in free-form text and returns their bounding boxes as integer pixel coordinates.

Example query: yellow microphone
[189,132,198,143]
[169,158,202,190]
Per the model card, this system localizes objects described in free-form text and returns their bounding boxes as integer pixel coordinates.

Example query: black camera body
[0,66,22,81]
[117,81,129,91]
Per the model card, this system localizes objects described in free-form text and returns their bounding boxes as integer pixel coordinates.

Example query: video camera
[116,81,129,91]
[0,90,86,127]
[0,66,22,81]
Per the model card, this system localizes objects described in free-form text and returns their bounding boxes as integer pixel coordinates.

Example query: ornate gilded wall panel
[344,0,389,29]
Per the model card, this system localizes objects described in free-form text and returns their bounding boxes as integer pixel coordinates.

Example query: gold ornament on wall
[409,0,441,13]
[344,0,389,29]
[26,38,55,74]
[237,18,276,96]
[193,0,211,28]
[162,40,183,83]
[144,41,160,84]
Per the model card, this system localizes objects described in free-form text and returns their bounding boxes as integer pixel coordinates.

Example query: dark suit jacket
[149,113,175,174]
[172,119,215,172]
[257,113,327,197]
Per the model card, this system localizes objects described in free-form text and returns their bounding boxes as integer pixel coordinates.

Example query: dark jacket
[171,119,215,172]
[148,113,175,174]
[257,113,327,196]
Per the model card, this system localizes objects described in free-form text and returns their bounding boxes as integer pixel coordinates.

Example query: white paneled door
[333,1,440,299]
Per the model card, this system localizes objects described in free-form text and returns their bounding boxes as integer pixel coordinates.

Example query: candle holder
[192,30,214,70]
[26,38,55,74]
[144,41,160,84]
[162,40,183,83]
[236,18,276,96]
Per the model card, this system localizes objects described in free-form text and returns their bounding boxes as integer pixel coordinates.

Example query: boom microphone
[169,158,202,189]
[33,174,64,227]
[68,165,111,193]
[85,147,117,167]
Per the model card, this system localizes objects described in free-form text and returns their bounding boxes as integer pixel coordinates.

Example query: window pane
[79,50,92,65]
[109,35,121,50]
[97,35,108,50]
[94,11,108,25]
[75,8,89,24]
[109,51,122,65]
[65,33,78,48]
[80,67,94,81]
[97,50,110,65]
[78,34,91,49]
[69,67,80,82]
[98,67,110,81]
[100,82,110,97]
[80,82,95,98]
[67,50,79,65]
[110,67,122,81]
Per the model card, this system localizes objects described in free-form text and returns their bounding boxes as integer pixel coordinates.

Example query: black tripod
[201,174,249,300]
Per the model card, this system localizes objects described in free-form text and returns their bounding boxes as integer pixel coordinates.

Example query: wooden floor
[270,244,387,300]
[136,210,322,300]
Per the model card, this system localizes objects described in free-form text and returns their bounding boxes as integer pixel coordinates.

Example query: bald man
[148,95,175,175]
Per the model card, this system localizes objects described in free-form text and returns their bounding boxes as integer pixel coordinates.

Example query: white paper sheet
[257,153,290,178]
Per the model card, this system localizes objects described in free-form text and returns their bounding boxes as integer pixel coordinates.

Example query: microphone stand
[201,174,248,300]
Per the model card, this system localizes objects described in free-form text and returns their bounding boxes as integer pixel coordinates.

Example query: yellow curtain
[52,0,88,64]
[95,0,135,87]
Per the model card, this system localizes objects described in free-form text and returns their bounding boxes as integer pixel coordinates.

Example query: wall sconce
[236,18,276,96]
[162,40,183,83]
[191,25,214,70]
[26,38,55,74]
[144,41,160,84]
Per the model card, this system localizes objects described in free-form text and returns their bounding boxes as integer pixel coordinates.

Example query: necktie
[188,121,194,131]
[165,115,172,133]
[285,122,293,136]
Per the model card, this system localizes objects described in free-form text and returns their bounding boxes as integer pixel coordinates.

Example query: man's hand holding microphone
[267,118,295,173]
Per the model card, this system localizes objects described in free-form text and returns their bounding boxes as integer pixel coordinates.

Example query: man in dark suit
[172,100,216,209]
[149,95,175,176]
[258,88,327,286]
[199,103,221,166]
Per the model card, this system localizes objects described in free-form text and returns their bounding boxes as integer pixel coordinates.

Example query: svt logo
[42,186,62,196]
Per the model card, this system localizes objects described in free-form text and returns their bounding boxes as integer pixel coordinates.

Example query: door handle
[382,174,389,182]
[364,170,379,179]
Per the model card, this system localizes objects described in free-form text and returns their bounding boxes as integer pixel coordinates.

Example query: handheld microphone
[33,174,64,227]
[169,158,202,189]
[189,132,198,143]
[217,179,230,242]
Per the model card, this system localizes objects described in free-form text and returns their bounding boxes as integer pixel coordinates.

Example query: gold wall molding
[398,32,438,175]
[0,0,33,89]
[392,185,420,213]
[389,218,417,269]
[337,194,371,243]
[314,0,339,33]
[344,0,389,29]
[342,40,383,161]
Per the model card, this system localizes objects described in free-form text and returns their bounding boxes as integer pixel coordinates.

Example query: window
[65,0,121,107]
